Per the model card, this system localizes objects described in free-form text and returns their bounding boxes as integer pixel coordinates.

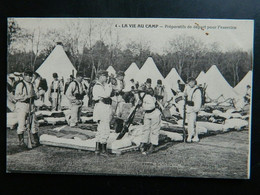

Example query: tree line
[7,19,252,87]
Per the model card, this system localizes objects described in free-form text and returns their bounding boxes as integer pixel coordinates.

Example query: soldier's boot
[101,143,109,157]
[95,142,101,156]
[32,133,40,147]
[145,144,155,155]
[140,142,146,155]
[186,135,192,143]
[18,133,26,147]
[192,133,200,142]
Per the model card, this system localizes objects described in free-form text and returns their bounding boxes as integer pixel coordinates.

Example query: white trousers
[69,102,82,126]
[187,112,198,139]
[51,93,61,111]
[96,120,110,144]
[16,102,38,135]
[141,109,161,145]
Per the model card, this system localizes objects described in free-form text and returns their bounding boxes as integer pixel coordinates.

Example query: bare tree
[166,35,205,79]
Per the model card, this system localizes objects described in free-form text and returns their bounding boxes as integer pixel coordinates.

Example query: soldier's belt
[145,107,156,113]
[51,89,59,93]
[186,100,194,106]
[155,95,164,100]
[75,93,84,100]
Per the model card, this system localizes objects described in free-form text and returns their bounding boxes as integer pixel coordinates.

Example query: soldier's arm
[104,84,112,97]
[92,85,104,100]
[142,96,156,111]
[59,81,64,92]
[14,83,26,101]
[48,83,53,98]
[66,82,76,101]
[192,90,202,113]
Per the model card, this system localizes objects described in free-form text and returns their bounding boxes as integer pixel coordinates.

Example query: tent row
[34,45,252,105]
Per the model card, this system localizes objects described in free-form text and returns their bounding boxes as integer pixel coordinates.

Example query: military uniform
[112,72,125,117]
[92,70,113,155]
[93,81,113,143]
[154,83,167,105]
[15,77,40,147]
[49,79,63,111]
[139,86,161,155]
[185,85,202,142]
[65,80,84,127]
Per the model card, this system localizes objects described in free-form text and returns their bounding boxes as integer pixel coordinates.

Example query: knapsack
[14,80,28,95]
[38,78,48,91]
[191,87,206,106]
[65,80,81,95]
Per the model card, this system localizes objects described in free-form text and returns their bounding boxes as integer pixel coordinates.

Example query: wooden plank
[40,139,139,155]
[40,140,96,152]
[109,145,139,155]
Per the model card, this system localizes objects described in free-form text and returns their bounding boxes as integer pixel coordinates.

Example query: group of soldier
[7,68,205,156]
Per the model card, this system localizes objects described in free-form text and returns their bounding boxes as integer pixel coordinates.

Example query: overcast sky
[13,18,254,54]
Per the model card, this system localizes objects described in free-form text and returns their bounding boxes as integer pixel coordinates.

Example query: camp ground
[7,54,252,178]
[6,18,253,179]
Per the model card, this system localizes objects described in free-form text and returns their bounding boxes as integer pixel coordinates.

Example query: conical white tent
[124,62,139,83]
[165,68,184,91]
[234,70,252,96]
[36,45,77,106]
[124,62,139,91]
[135,57,173,100]
[196,71,206,84]
[201,65,238,100]
[106,66,116,77]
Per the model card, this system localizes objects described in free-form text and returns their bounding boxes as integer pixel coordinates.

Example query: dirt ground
[6,125,250,179]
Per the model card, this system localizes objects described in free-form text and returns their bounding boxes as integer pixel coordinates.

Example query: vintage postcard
[6,18,253,179]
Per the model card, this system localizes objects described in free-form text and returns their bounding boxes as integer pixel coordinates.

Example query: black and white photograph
[6,17,253,179]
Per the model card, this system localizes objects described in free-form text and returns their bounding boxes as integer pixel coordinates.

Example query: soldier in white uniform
[139,80,162,155]
[154,79,167,106]
[184,77,202,143]
[48,73,63,111]
[92,70,113,155]
[111,71,125,117]
[65,72,85,127]
[14,71,40,147]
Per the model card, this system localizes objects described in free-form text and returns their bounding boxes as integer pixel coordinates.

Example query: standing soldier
[112,71,125,117]
[154,79,167,105]
[48,73,63,111]
[92,70,113,155]
[65,72,86,127]
[184,77,202,143]
[14,70,40,147]
[139,87,162,155]
[32,72,48,107]
[244,85,251,104]
[140,78,152,91]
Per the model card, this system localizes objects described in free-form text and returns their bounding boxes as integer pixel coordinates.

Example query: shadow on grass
[7,145,29,155]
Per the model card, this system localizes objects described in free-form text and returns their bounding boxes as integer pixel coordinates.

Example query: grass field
[6,125,250,179]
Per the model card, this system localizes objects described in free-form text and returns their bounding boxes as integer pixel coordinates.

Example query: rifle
[182,95,187,142]
[27,97,33,149]
[56,81,60,111]
[116,93,146,140]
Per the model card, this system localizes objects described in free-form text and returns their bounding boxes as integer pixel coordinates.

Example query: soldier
[92,70,113,155]
[154,79,167,105]
[7,73,16,112]
[139,87,161,155]
[14,70,40,147]
[184,77,202,143]
[140,78,152,91]
[112,71,125,117]
[48,73,63,111]
[64,75,74,95]
[244,85,251,104]
[33,73,48,106]
[65,72,86,127]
